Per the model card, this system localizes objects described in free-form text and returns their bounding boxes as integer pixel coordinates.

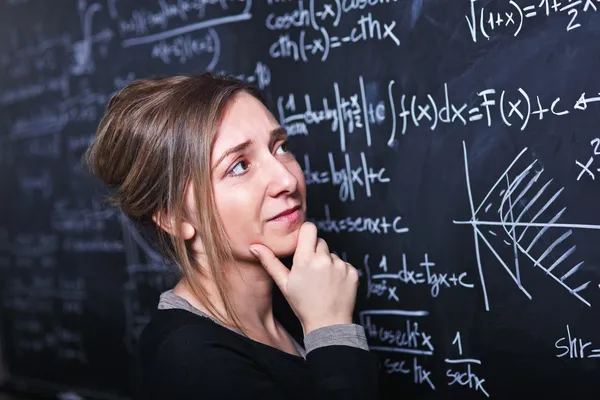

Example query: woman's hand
[249,222,359,335]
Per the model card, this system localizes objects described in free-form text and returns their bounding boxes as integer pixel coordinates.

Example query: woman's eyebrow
[212,139,253,171]
[212,127,287,171]
[270,126,287,144]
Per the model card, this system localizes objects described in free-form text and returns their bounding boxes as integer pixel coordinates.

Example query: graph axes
[455,141,597,311]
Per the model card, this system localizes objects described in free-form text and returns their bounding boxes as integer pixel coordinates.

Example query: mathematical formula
[555,324,600,359]
[362,311,489,396]
[362,252,475,300]
[576,137,600,181]
[278,77,600,152]
[466,0,600,42]
[308,204,409,234]
[266,1,401,62]
[302,152,390,201]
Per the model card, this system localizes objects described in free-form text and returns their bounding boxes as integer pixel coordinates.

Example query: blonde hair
[83,72,268,333]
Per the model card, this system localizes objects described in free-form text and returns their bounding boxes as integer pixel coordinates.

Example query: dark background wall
[1,1,599,399]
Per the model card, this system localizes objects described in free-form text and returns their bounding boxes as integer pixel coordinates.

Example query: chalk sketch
[454,141,599,311]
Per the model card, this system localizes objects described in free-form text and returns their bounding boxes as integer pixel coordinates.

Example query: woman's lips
[270,207,301,224]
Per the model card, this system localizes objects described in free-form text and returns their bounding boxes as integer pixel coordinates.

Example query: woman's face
[208,92,307,260]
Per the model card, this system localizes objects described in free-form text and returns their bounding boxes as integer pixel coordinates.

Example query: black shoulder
[137,309,227,362]
[132,309,285,400]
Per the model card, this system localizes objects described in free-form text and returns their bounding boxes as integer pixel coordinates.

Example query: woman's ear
[179,221,196,240]
[152,210,196,240]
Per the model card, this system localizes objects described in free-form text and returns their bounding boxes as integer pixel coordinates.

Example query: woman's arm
[304,324,380,399]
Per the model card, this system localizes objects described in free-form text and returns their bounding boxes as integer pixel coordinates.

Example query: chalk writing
[63,238,125,253]
[12,233,58,269]
[383,357,436,390]
[14,325,88,363]
[303,152,390,201]
[18,170,53,199]
[386,83,596,139]
[120,0,252,47]
[3,33,70,78]
[362,310,435,390]
[150,29,219,68]
[555,324,600,359]
[51,199,117,233]
[445,331,489,397]
[363,253,475,299]
[277,75,386,151]
[361,310,434,355]
[9,90,109,141]
[0,72,71,106]
[216,61,272,90]
[576,137,600,181]
[25,134,62,159]
[66,133,96,174]
[71,2,115,76]
[309,204,409,234]
[466,0,600,42]
[3,271,88,363]
[266,1,401,62]
[1,0,114,82]
[279,78,598,150]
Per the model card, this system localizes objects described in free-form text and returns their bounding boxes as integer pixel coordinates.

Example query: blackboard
[1,0,600,399]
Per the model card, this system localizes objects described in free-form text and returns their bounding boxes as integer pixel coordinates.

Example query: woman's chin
[265,233,301,258]
[270,243,297,258]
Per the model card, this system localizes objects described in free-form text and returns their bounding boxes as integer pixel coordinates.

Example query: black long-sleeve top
[133,291,380,400]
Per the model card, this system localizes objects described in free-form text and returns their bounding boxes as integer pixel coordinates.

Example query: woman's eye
[275,140,289,155]
[229,160,249,176]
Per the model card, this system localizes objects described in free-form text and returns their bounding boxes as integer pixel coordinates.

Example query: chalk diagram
[454,141,599,311]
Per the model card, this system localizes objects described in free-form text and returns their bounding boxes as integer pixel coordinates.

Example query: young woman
[84,73,380,399]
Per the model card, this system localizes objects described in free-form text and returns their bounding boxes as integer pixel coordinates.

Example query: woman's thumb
[249,244,289,292]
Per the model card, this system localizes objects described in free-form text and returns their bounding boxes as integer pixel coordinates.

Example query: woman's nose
[264,157,299,197]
